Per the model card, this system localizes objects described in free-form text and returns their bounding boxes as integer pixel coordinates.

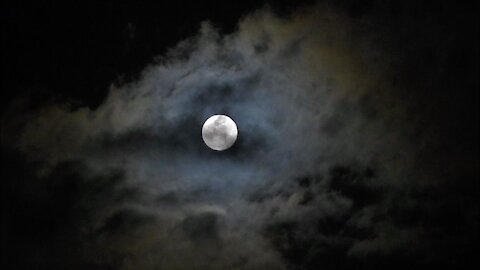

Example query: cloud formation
[2,3,478,270]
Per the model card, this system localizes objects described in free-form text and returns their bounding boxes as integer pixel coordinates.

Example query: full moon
[202,115,238,151]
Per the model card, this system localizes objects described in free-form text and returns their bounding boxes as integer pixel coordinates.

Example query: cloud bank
[2,3,478,270]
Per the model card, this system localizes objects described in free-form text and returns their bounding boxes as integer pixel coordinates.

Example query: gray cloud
[2,2,477,270]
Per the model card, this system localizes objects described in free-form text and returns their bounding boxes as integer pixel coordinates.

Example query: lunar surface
[202,115,238,151]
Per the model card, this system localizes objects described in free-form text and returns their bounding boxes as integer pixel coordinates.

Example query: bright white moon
[202,115,238,151]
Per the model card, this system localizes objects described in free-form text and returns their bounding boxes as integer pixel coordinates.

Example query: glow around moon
[202,115,238,151]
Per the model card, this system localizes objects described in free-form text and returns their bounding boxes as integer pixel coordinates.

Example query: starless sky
[1,1,479,269]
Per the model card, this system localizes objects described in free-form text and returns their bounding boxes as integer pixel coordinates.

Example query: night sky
[1,1,478,269]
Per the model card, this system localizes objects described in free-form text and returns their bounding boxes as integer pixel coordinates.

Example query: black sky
[1,1,479,270]
[2,0,307,108]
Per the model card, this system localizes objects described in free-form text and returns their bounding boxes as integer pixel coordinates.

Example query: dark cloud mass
[1,1,478,269]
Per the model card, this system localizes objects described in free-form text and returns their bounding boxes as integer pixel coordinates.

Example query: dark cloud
[182,211,223,243]
[1,1,478,269]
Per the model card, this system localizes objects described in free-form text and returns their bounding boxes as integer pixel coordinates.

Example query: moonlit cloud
[2,3,477,270]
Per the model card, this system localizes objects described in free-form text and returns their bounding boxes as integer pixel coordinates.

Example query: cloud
[1,2,477,270]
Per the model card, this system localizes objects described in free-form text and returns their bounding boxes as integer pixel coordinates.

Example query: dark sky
[2,0,298,108]
[1,1,479,270]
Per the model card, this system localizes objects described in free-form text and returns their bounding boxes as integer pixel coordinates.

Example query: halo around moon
[202,115,238,151]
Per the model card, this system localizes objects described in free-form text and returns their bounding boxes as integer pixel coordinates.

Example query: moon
[202,115,238,151]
